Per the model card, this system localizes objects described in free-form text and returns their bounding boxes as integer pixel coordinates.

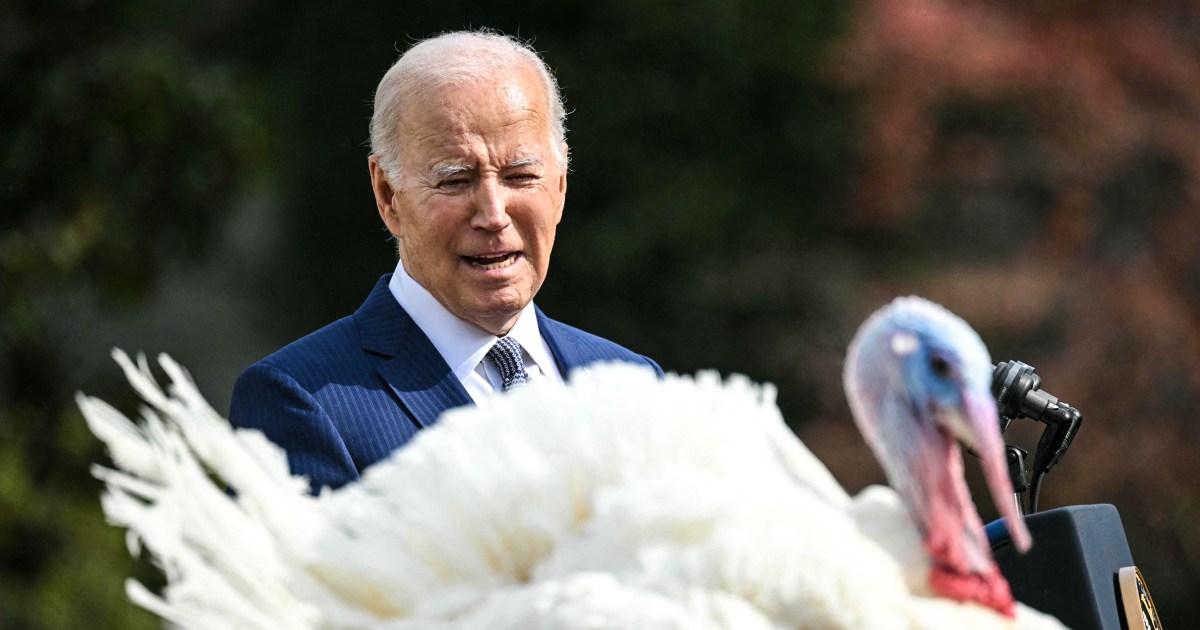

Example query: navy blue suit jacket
[230,274,661,492]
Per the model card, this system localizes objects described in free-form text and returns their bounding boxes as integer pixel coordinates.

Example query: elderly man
[230,31,661,492]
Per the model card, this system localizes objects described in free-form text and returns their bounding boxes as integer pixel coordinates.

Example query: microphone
[991,360,1083,513]
[991,361,1083,475]
[985,363,1153,630]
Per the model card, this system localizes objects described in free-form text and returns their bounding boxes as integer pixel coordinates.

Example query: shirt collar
[505,295,559,378]
[387,259,554,379]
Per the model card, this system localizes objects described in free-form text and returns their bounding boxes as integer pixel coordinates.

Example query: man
[230,30,661,492]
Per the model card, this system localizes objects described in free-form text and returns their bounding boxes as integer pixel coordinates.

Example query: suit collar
[355,274,415,357]
[353,276,590,427]
[355,274,472,427]
[537,306,582,377]
[386,260,557,383]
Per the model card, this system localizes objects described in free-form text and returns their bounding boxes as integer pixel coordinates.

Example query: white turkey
[79,296,1066,628]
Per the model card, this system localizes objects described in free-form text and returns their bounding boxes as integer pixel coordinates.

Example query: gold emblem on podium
[1118,566,1162,630]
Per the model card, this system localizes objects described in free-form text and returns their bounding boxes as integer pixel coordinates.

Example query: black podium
[988,504,1161,630]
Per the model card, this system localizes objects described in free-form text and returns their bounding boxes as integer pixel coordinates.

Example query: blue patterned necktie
[488,337,531,392]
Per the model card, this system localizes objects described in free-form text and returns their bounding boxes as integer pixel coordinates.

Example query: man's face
[370,66,567,336]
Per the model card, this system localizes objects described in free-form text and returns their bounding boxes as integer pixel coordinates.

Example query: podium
[987,504,1161,630]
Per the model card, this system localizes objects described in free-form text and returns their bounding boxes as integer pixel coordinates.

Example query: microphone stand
[1005,445,1029,516]
[990,360,1083,514]
[985,360,1162,629]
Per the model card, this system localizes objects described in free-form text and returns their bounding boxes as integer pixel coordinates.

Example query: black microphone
[985,363,1151,630]
[991,361,1083,476]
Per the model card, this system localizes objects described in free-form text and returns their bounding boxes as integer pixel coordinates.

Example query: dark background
[3,1,1199,627]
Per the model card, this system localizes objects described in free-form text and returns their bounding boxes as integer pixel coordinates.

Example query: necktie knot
[488,337,531,392]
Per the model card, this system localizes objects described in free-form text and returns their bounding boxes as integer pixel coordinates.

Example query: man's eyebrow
[429,157,542,179]
[431,163,473,179]
[507,156,543,169]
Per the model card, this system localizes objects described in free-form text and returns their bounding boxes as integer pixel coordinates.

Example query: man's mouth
[464,252,519,270]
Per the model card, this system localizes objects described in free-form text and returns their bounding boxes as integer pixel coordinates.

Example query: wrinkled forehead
[399,66,551,137]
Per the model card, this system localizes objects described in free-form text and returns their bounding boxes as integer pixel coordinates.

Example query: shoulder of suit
[540,316,656,365]
[248,314,362,376]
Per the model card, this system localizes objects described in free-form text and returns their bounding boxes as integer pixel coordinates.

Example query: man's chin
[455,296,530,335]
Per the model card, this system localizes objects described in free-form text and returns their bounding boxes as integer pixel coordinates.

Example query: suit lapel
[537,306,582,378]
[355,275,472,428]
[375,341,471,429]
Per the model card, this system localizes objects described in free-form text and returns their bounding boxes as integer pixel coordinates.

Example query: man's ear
[555,169,567,224]
[555,143,568,224]
[368,156,401,235]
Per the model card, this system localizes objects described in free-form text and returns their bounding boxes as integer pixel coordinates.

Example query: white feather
[80,353,1065,629]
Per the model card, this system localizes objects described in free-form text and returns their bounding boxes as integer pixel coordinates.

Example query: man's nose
[470,178,512,231]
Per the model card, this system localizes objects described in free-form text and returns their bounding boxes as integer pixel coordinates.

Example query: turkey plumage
[79,297,1064,629]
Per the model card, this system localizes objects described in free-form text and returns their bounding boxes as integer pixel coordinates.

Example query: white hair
[369,30,569,184]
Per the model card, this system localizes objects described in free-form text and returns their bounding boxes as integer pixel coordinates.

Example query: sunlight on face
[370,64,567,336]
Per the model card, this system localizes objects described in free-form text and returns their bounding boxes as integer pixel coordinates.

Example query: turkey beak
[957,387,1032,553]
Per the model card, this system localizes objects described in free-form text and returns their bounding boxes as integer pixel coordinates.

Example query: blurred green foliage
[2,2,271,628]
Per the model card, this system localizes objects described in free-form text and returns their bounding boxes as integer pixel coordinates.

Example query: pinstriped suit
[230,274,662,492]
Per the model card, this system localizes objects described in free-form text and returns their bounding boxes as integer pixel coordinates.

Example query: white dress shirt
[387,259,564,403]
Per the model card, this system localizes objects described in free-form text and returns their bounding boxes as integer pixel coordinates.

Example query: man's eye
[439,178,469,189]
[506,173,537,183]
